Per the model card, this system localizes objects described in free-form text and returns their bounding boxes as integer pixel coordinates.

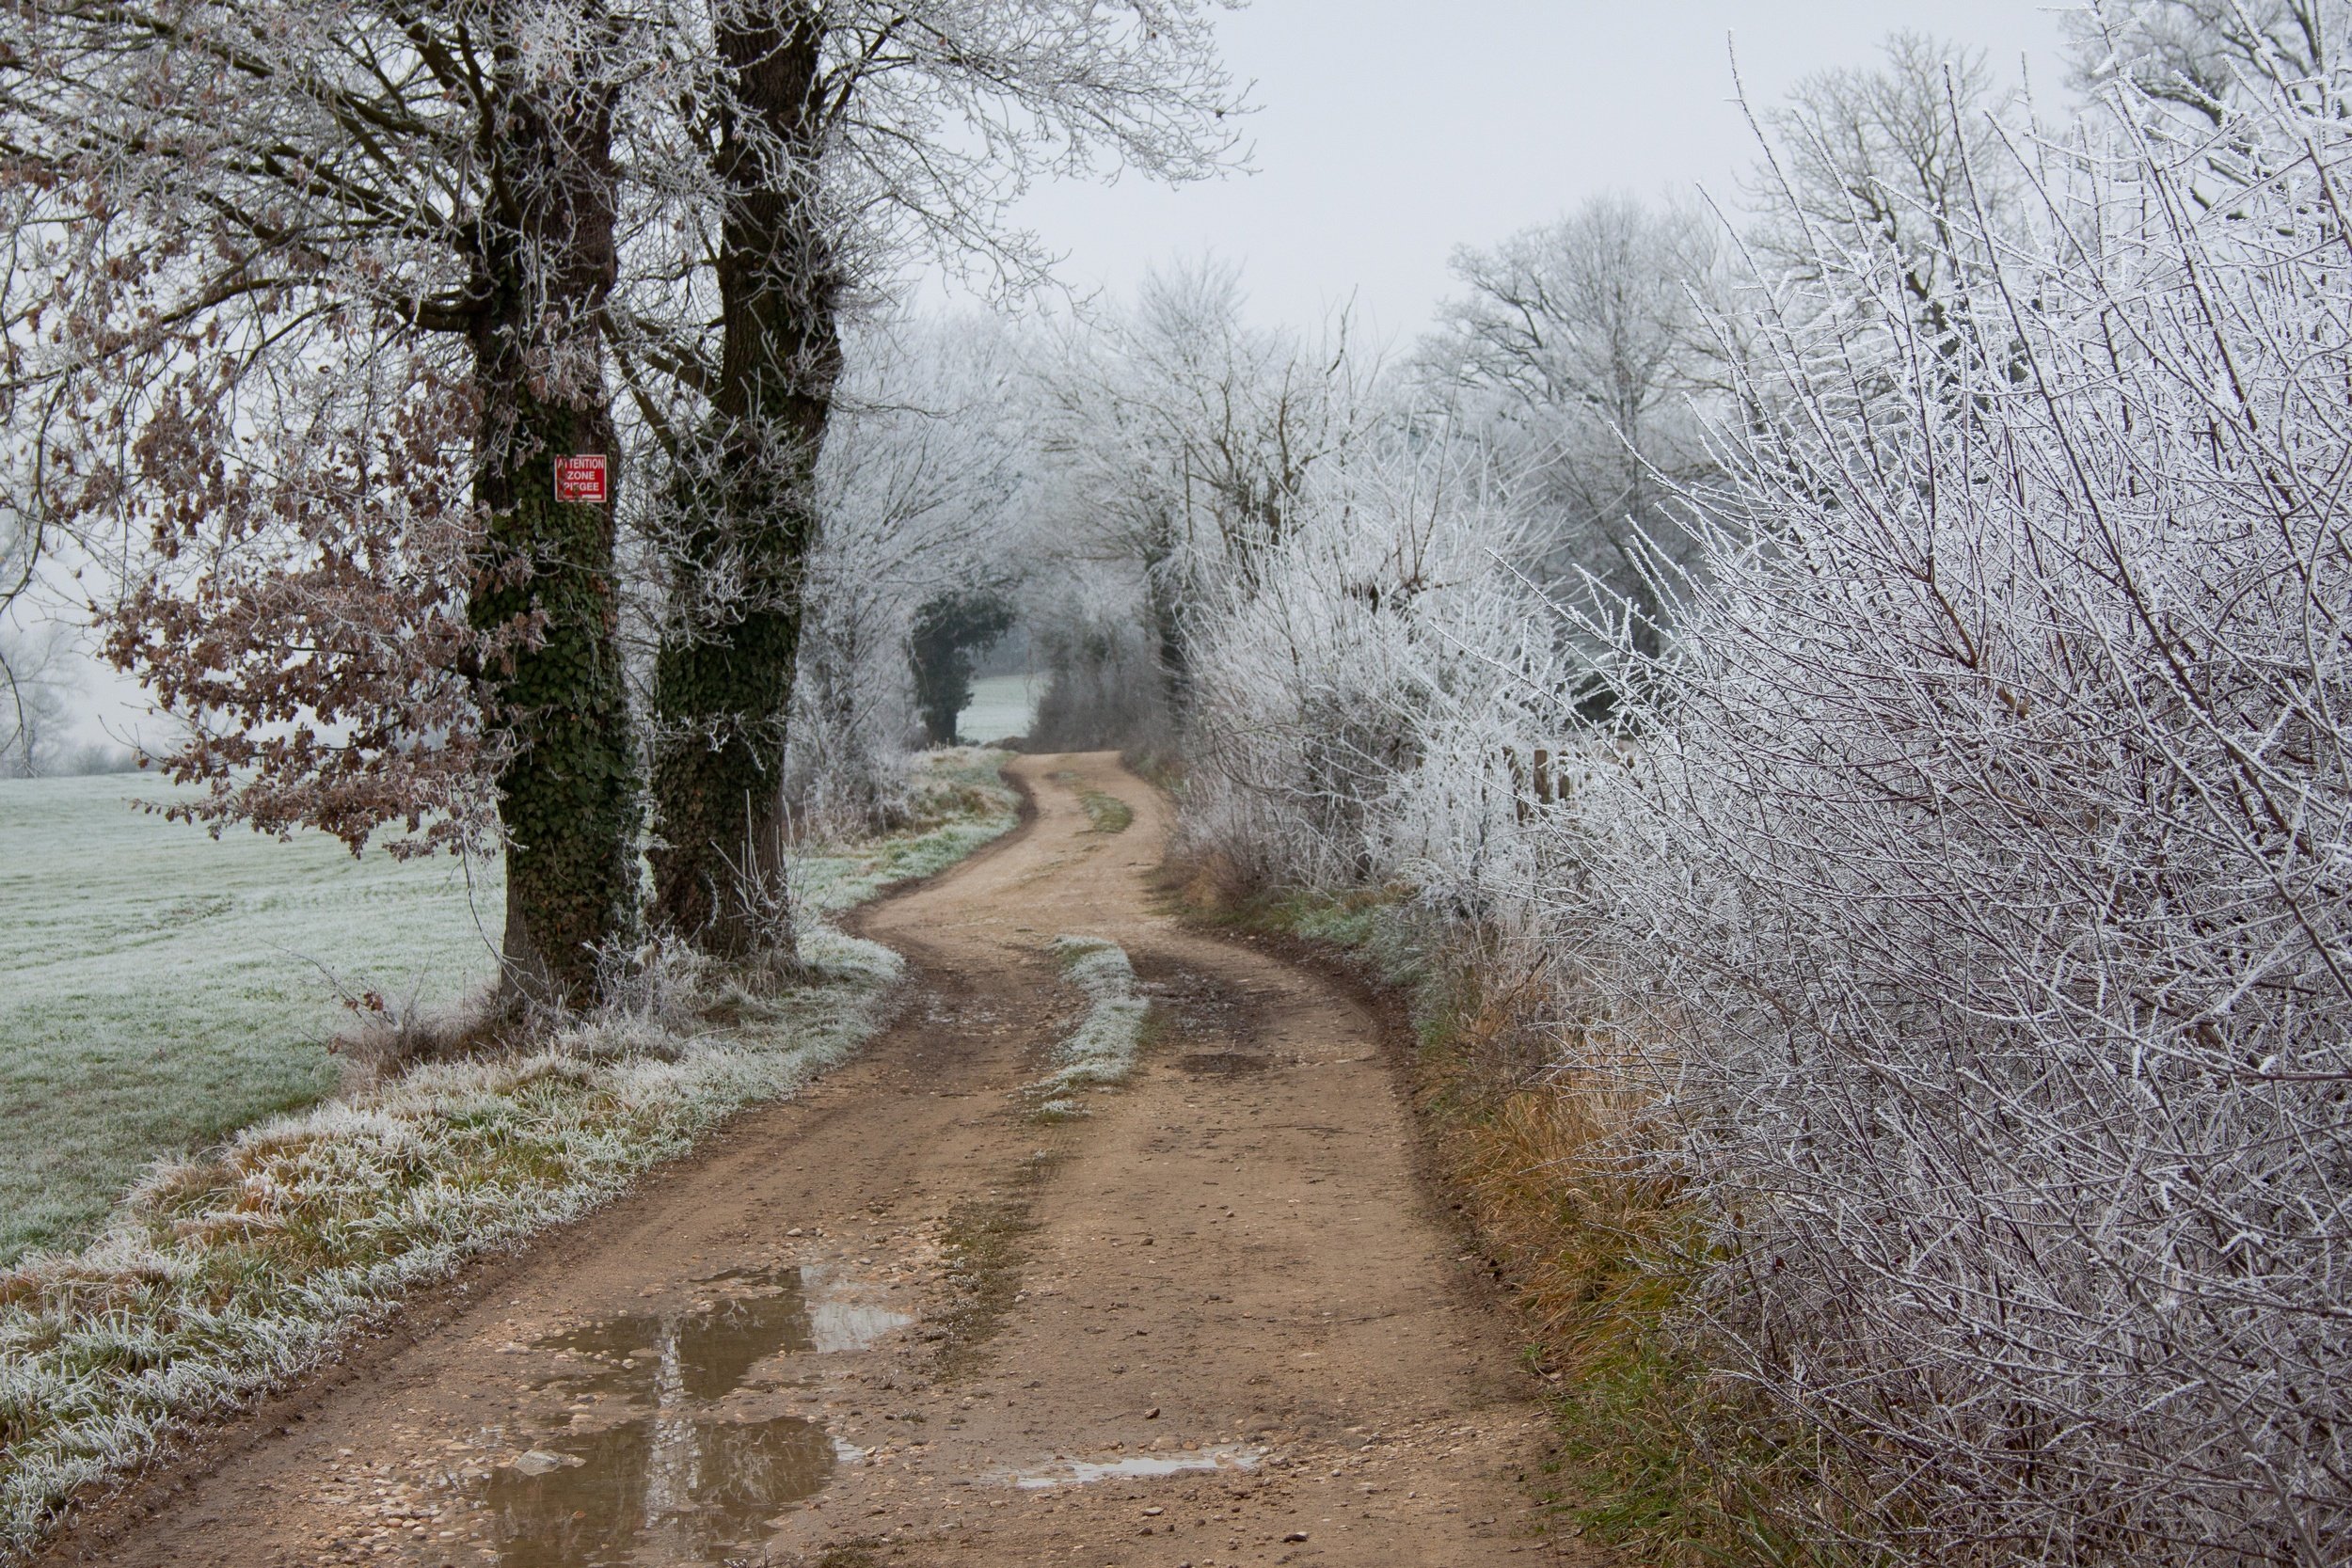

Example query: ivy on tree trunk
[910,590,1016,746]
[648,2,840,957]
[467,8,639,1007]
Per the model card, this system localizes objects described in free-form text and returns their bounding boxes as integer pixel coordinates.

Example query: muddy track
[38,753,1582,1568]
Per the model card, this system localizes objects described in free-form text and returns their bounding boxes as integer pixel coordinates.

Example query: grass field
[958,673,1039,744]
[0,776,505,1264]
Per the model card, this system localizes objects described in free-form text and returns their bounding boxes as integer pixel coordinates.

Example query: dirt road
[45,753,1572,1568]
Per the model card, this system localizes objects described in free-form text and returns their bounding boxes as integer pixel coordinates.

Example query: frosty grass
[1029,935,1150,1117]
[0,775,509,1264]
[0,750,1016,1559]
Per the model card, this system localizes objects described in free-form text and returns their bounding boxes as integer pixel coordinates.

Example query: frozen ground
[0,775,505,1263]
[958,673,1039,743]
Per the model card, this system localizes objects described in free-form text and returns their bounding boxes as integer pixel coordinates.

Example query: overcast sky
[50,0,2079,750]
[974,0,2076,342]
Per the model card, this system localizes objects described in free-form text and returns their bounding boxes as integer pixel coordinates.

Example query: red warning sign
[554,453,609,504]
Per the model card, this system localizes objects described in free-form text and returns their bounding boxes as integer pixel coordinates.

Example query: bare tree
[1746,31,2022,332]
[0,620,71,778]
[781,314,1026,835]
[2070,0,2345,119]
[1420,194,1720,659]
[1029,259,1368,729]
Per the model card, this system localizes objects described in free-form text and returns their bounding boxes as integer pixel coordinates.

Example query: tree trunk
[648,1,841,957]
[466,3,638,1008]
[1143,510,1191,726]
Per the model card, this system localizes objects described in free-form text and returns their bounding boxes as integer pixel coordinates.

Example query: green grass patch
[1045,768,1135,834]
[932,1148,1064,1379]
[0,775,509,1265]
[1076,789,1133,834]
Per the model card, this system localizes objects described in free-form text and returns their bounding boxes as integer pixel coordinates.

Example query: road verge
[0,752,1018,1561]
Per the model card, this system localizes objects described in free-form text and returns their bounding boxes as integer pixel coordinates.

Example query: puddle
[539,1286,809,1403]
[1008,1444,1265,1490]
[466,1266,910,1565]
[476,1415,833,1567]
[534,1266,910,1402]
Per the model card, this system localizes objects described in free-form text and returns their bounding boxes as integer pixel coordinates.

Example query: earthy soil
[39,753,1583,1568]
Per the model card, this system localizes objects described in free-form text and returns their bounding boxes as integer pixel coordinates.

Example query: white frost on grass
[1029,936,1149,1116]
[0,773,511,1263]
[791,746,1021,921]
[0,752,1016,1561]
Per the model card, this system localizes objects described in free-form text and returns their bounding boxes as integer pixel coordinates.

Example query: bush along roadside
[1184,883,1846,1568]
[0,750,1018,1561]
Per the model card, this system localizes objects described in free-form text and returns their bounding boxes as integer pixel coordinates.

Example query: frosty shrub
[1542,28,2352,1564]
[1179,442,1557,894]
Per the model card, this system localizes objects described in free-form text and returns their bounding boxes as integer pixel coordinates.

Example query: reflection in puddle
[469,1266,908,1565]
[534,1266,911,1403]
[479,1416,833,1567]
[1009,1445,1265,1490]
[807,1287,913,1354]
[539,1275,813,1403]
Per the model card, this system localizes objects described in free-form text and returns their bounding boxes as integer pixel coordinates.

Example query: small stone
[1143,1406,1161,1419]
[508,1450,572,1477]
[1284,1531,1310,1543]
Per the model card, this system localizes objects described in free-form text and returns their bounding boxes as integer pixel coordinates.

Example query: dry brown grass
[328,986,515,1084]
[1403,966,1684,1373]
[1420,969,1848,1565]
